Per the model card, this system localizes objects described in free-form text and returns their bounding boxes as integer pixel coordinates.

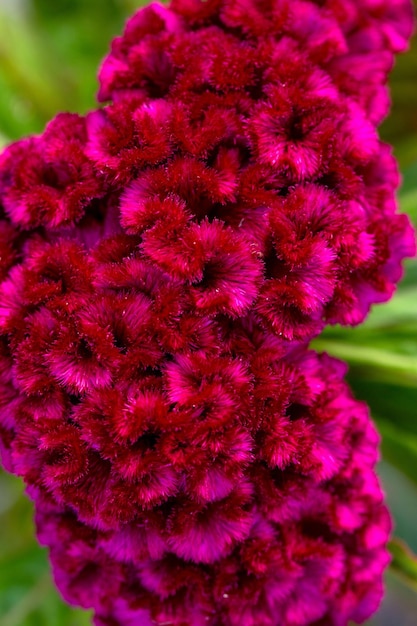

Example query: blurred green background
[0,1,416,625]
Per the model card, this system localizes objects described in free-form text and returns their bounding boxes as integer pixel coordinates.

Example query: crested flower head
[1,0,414,341]
[0,0,414,625]
[3,330,392,625]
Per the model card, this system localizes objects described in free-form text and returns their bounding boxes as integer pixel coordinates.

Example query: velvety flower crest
[0,0,415,625]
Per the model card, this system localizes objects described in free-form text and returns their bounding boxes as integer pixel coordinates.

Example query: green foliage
[389,539,417,592]
[0,0,146,145]
[0,473,92,626]
[0,1,416,624]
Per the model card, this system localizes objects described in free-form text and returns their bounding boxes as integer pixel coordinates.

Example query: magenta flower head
[0,1,414,625]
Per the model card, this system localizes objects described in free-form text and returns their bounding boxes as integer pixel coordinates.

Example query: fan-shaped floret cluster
[2,327,391,625]
[0,0,414,625]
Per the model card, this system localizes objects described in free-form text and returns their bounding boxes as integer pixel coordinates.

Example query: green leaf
[349,380,417,436]
[389,538,417,592]
[398,160,417,233]
[311,340,417,387]
[400,161,417,198]
[376,419,417,487]
[0,471,92,626]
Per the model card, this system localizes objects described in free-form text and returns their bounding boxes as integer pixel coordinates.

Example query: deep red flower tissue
[0,1,414,625]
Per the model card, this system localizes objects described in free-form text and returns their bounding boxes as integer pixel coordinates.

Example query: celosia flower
[0,1,415,625]
[3,336,392,626]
